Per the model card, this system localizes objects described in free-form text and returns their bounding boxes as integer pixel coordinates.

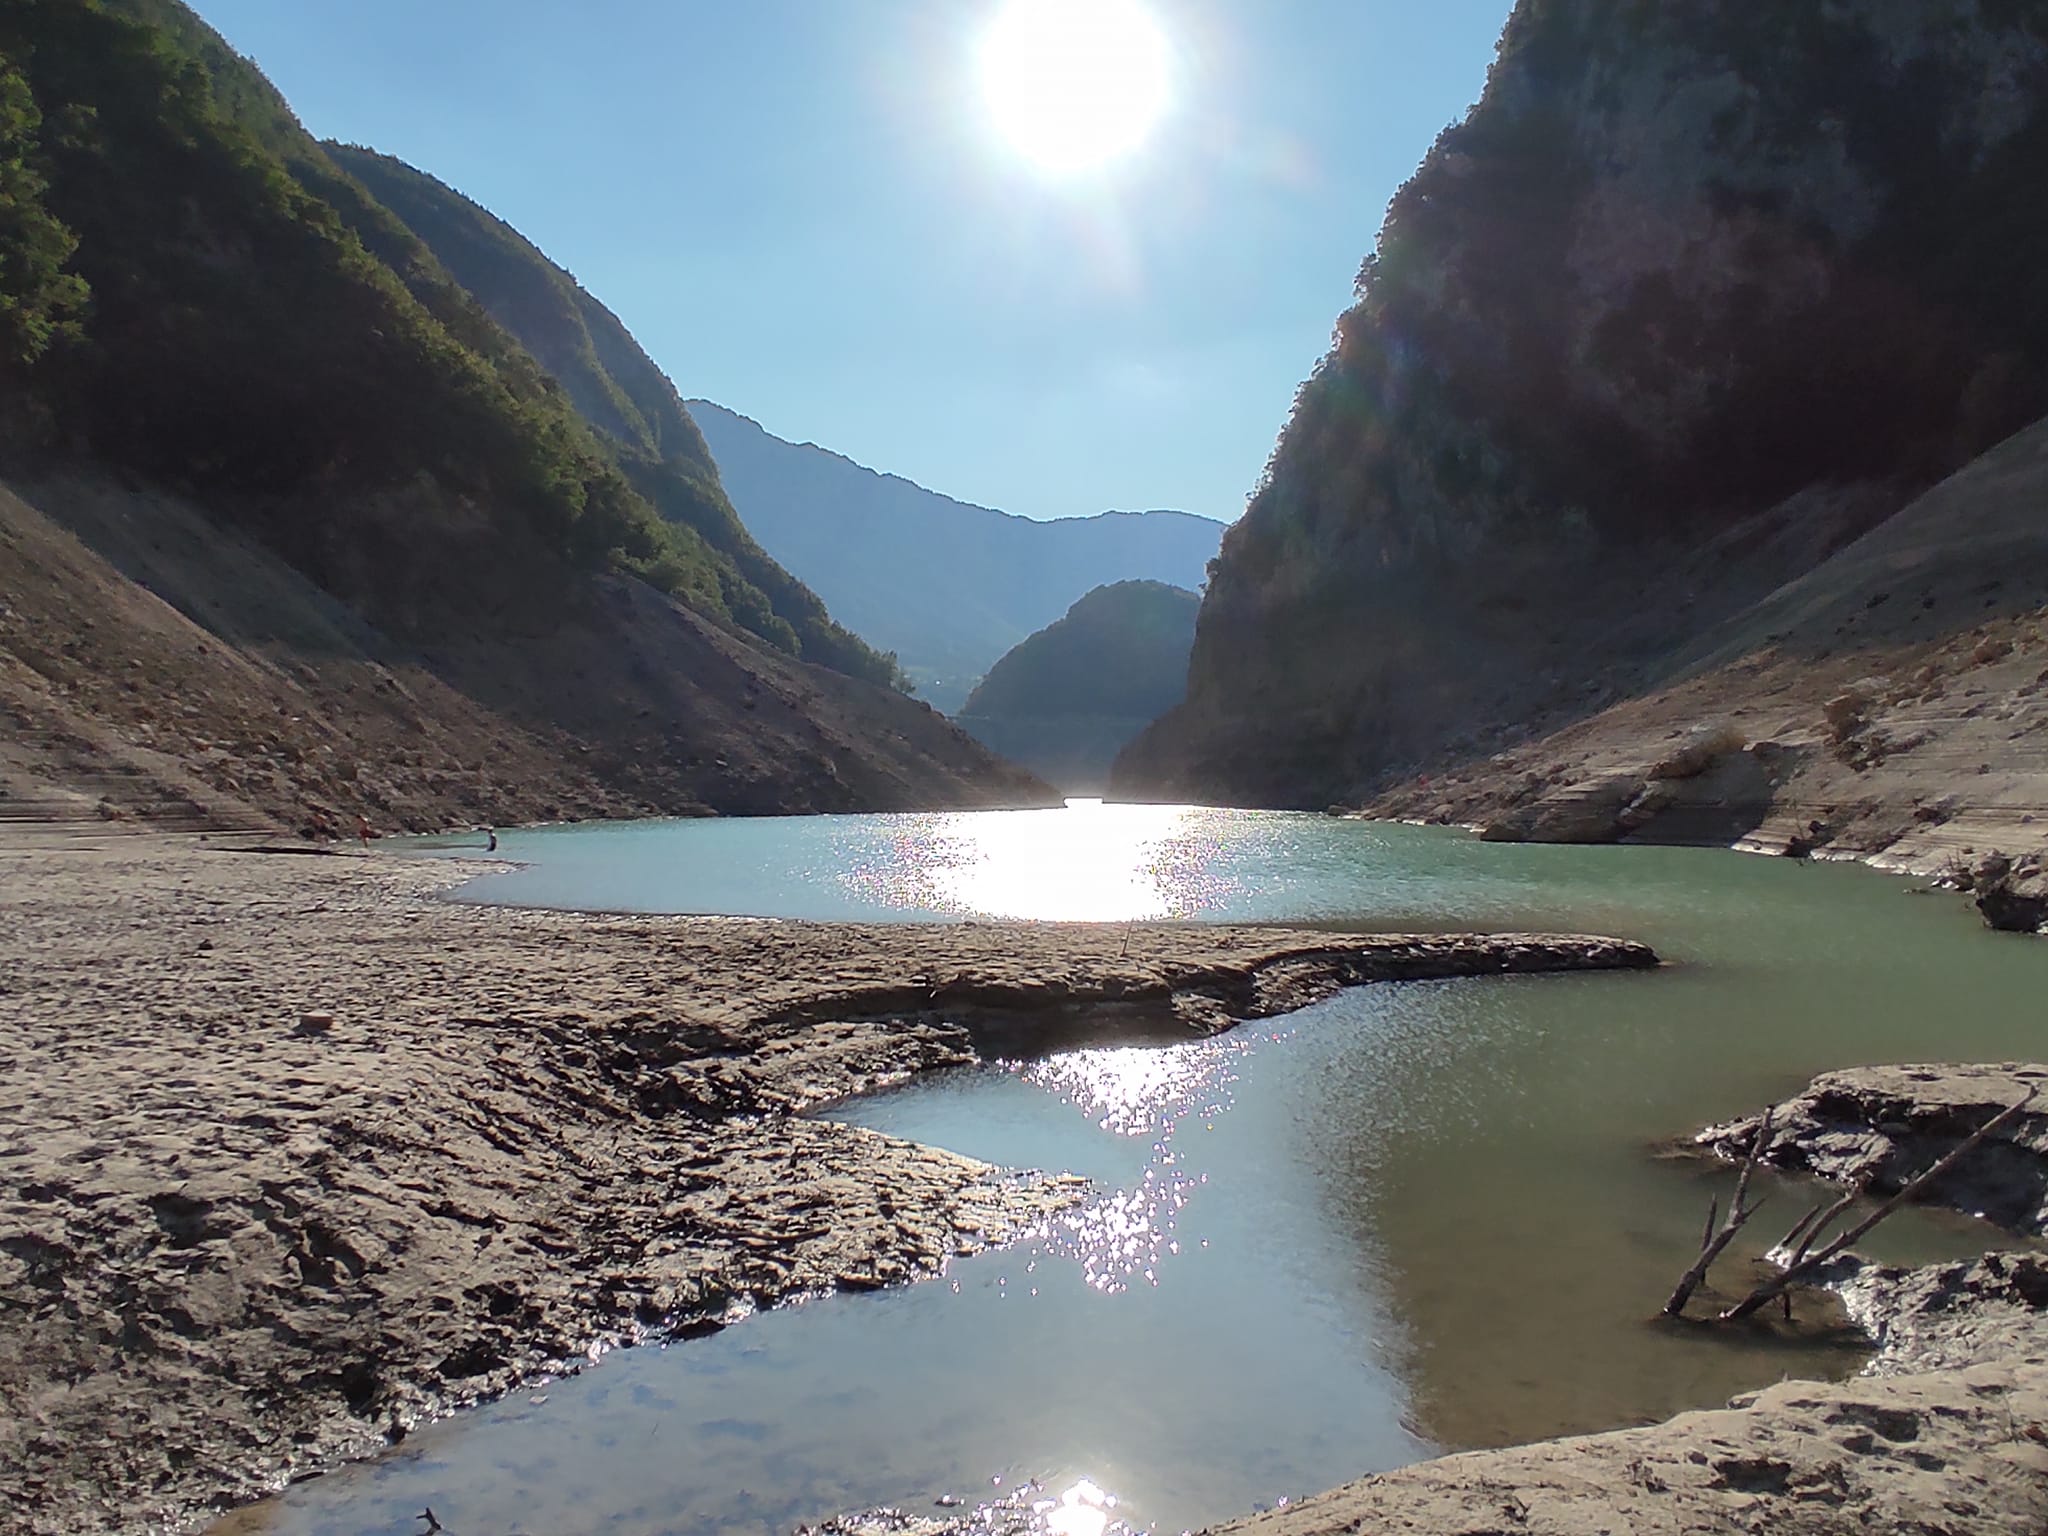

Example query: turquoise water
[229,808,2048,1536]
[409,800,1928,932]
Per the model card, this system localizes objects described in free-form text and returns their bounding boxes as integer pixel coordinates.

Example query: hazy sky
[189,1,1513,523]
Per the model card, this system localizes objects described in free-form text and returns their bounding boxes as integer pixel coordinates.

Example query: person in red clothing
[356,814,372,850]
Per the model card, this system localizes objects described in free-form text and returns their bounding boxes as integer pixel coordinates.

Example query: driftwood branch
[1771,1198,1829,1260]
[1718,1086,2040,1322]
[1786,1185,1862,1268]
[1664,1109,1773,1317]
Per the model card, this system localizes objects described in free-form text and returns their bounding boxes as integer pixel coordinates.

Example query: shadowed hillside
[958,581,1200,793]
[1118,0,2048,848]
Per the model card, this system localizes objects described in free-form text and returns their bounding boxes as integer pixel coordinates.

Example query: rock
[1648,721,1747,781]
[1977,868,2048,935]
[296,1011,335,1036]
[1479,775,1646,844]
[1822,689,1871,743]
[1695,1063,2048,1233]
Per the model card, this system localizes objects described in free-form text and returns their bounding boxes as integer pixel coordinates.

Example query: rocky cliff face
[1118,0,2048,807]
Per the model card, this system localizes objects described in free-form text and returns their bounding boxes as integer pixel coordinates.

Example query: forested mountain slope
[323,146,902,687]
[0,0,1046,827]
[690,400,1224,713]
[1117,0,2048,835]
[958,581,1200,792]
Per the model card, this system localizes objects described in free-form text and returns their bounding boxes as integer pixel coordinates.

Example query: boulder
[1479,775,1646,844]
[1648,721,1747,781]
[1977,868,2048,935]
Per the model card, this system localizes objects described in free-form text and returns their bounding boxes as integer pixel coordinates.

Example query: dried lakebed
[0,833,1651,1536]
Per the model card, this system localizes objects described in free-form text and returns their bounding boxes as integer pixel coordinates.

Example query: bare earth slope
[0,476,1052,833]
[0,833,1651,1536]
[1367,417,2048,895]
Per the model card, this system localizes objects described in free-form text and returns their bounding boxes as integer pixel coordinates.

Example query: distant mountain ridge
[958,581,1201,793]
[688,401,1225,713]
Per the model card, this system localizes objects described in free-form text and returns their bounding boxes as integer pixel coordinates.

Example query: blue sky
[190,1,1513,523]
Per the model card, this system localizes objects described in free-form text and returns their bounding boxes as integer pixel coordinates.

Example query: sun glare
[978,0,1172,177]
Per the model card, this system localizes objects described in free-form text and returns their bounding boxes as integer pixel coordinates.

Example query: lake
[222,805,2048,1535]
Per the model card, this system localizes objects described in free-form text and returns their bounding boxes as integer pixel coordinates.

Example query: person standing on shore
[356,814,372,850]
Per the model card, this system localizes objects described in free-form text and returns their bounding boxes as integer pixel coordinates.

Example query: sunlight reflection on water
[918,800,1214,921]
[1014,1035,1254,1294]
[1039,1477,1117,1536]
[1025,1041,1239,1136]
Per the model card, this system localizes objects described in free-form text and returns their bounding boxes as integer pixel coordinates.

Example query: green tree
[0,52,88,366]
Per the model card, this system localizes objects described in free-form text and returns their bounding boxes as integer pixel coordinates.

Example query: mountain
[0,0,1049,830]
[320,146,904,688]
[688,400,1225,713]
[1117,0,2048,844]
[957,581,1200,794]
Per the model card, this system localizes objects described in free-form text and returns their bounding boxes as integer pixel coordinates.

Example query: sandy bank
[1354,425,2048,917]
[0,831,1651,1536]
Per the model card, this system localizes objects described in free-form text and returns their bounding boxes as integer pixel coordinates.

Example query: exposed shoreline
[1352,583,2048,935]
[0,830,1651,1536]
[10,828,2045,1536]
[815,1075,2048,1536]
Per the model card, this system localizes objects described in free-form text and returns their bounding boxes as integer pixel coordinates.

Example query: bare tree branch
[1664,1109,1774,1317]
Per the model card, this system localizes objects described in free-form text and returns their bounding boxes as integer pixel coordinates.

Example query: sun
[978,0,1172,178]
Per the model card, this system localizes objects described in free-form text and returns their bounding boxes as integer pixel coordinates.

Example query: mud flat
[0,830,1651,1536]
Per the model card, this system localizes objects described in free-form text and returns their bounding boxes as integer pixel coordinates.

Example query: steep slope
[690,400,1224,712]
[7,0,717,628]
[323,146,903,687]
[1363,414,2048,888]
[957,581,1200,793]
[0,475,1050,832]
[0,0,1047,825]
[1118,0,2048,817]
